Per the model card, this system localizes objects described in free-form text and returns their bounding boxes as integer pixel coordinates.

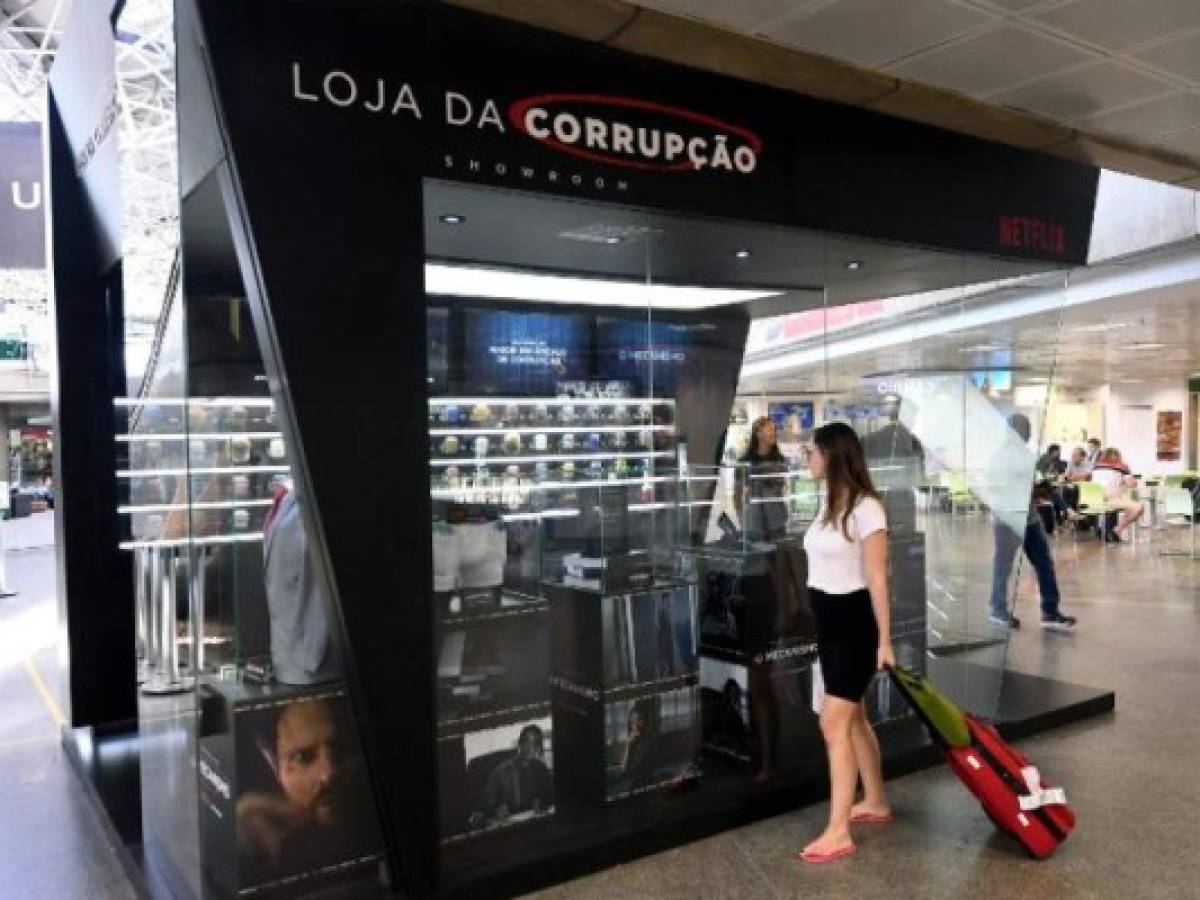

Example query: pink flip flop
[796,844,857,864]
[850,811,895,825]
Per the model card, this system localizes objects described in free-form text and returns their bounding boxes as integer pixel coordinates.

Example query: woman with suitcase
[799,421,894,864]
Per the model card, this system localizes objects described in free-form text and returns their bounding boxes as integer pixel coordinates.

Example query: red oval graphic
[507,93,763,174]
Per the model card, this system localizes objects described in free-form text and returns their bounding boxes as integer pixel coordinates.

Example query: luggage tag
[1017,766,1068,810]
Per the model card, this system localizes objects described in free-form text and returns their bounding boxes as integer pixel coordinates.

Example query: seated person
[1064,447,1092,482]
[1036,444,1063,477]
[1090,448,1144,543]
[480,725,554,824]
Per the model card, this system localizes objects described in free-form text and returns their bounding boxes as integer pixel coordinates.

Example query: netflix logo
[998,216,1066,255]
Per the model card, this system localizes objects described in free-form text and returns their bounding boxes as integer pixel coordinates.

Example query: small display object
[700,650,822,777]
[432,504,507,612]
[198,683,383,899]
[438,716,555,842]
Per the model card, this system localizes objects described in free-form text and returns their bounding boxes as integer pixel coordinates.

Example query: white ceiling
[636,0,1200,165]
[738,239,1200,397]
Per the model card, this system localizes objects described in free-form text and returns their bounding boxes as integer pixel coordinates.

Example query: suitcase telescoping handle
[882,664,973,750]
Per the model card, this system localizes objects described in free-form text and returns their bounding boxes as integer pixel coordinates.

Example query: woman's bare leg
[848,702,890,817]
[804,697,858,855]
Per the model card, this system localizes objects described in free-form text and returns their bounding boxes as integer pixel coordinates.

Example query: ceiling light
[1121,342,1165,351]
[424,263,781,310]
[845,260,863,271]
[958,343,1007,353]
[604,236,623,245]
[440,214,466,225]
[1072,321,1132,333]
[734,249,752,259]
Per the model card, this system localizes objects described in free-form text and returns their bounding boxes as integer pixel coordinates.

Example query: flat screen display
[596,318,691,395]
[464,310,588,395]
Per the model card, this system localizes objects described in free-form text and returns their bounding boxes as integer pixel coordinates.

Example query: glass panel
[422,179,1068,890]
[126,172,388,899]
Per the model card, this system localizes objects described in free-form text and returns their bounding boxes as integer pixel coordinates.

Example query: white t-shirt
[803,495,887,594]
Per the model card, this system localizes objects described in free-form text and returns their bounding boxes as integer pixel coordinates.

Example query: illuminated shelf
[117,465,291,478]
[114,397,276,408]
[429,452,672,467]
[431,475,676,498]
[116,432,284,442]
[428,425,671,437]
[119,532,265,550]
[119,499,275,515]
[428,397,674,407]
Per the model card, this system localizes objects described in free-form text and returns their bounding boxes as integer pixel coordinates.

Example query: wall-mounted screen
[463,309,589,396]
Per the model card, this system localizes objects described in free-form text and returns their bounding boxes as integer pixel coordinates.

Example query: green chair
[944,471,978,516]
[1075,481,1111,543]
[1160,487,1196,558]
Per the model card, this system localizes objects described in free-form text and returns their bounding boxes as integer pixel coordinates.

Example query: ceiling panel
[987,60,1173,121]
[766,0,993,68]
[889,24,1095,96]
[1079,93,1200,142]
[1131,30,1200,85]
[1153,127,1200,158]
[1031,0,1200,53]
[631,0,804,32]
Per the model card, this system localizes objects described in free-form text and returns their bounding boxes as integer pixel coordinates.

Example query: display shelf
[116,432,284,442]
[430,452,673,467]
[437,701,554,739]
[430,425,674,437]
[117,465,291,477]
[542,575,694,599]
[442,598,550,628]
[439,808,555,848]
[428,398,675,407]
[431,476,677,498]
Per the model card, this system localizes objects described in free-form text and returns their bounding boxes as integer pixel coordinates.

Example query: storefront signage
[998,215,1066,256]
[508,94,760,174]
[0,123,45,268]
[291,66,761,179]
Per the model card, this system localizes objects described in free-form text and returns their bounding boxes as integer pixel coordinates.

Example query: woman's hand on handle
[877,641,896,672]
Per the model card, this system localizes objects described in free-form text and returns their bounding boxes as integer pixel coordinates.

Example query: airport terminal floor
[2,512,1196,900]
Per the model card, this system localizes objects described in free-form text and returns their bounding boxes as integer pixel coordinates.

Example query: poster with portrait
[438,716,555,840]
[767,401,814,441]
[604,686,700,800]
[1157,410,1182,461]
[200,689,383,898]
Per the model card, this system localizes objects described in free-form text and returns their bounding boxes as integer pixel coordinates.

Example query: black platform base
[65,666,1113,900]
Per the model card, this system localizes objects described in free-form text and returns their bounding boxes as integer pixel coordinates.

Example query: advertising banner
[0,123,45,268]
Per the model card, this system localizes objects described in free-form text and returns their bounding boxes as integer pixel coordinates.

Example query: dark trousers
[991,519,1061,619]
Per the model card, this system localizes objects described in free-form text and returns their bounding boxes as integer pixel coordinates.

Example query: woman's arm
[862,530,894,669]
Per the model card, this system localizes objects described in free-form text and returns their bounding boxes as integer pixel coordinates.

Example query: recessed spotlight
[440,214,465,225]
[845,260,863,271]
[603,236,623,245]
[734,249,752,259]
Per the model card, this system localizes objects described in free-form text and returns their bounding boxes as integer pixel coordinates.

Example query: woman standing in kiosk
[800,421,894,863]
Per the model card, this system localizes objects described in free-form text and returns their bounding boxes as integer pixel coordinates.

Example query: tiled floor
[2,514,1198,899]
[526,525,1200,899]
[0,515,137,900]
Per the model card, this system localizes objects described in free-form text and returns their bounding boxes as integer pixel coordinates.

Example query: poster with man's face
[232,692,382,895]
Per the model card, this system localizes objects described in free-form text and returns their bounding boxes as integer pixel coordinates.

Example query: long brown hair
[814,421,880,539]
[741,416,785,464]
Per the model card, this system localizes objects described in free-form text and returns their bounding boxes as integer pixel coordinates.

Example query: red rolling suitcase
[947,714,1074,859]
[886,666,1074,858]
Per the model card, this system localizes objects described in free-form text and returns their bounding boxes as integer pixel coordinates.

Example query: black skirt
[810,587,879,702]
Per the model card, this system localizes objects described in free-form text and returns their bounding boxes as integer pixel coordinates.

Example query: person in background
[1090,448,1144,543]
[989,414,1077,632]
[1064,447,1092,482]
[1085,437,1103,468]
[1036,444,1063,477]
